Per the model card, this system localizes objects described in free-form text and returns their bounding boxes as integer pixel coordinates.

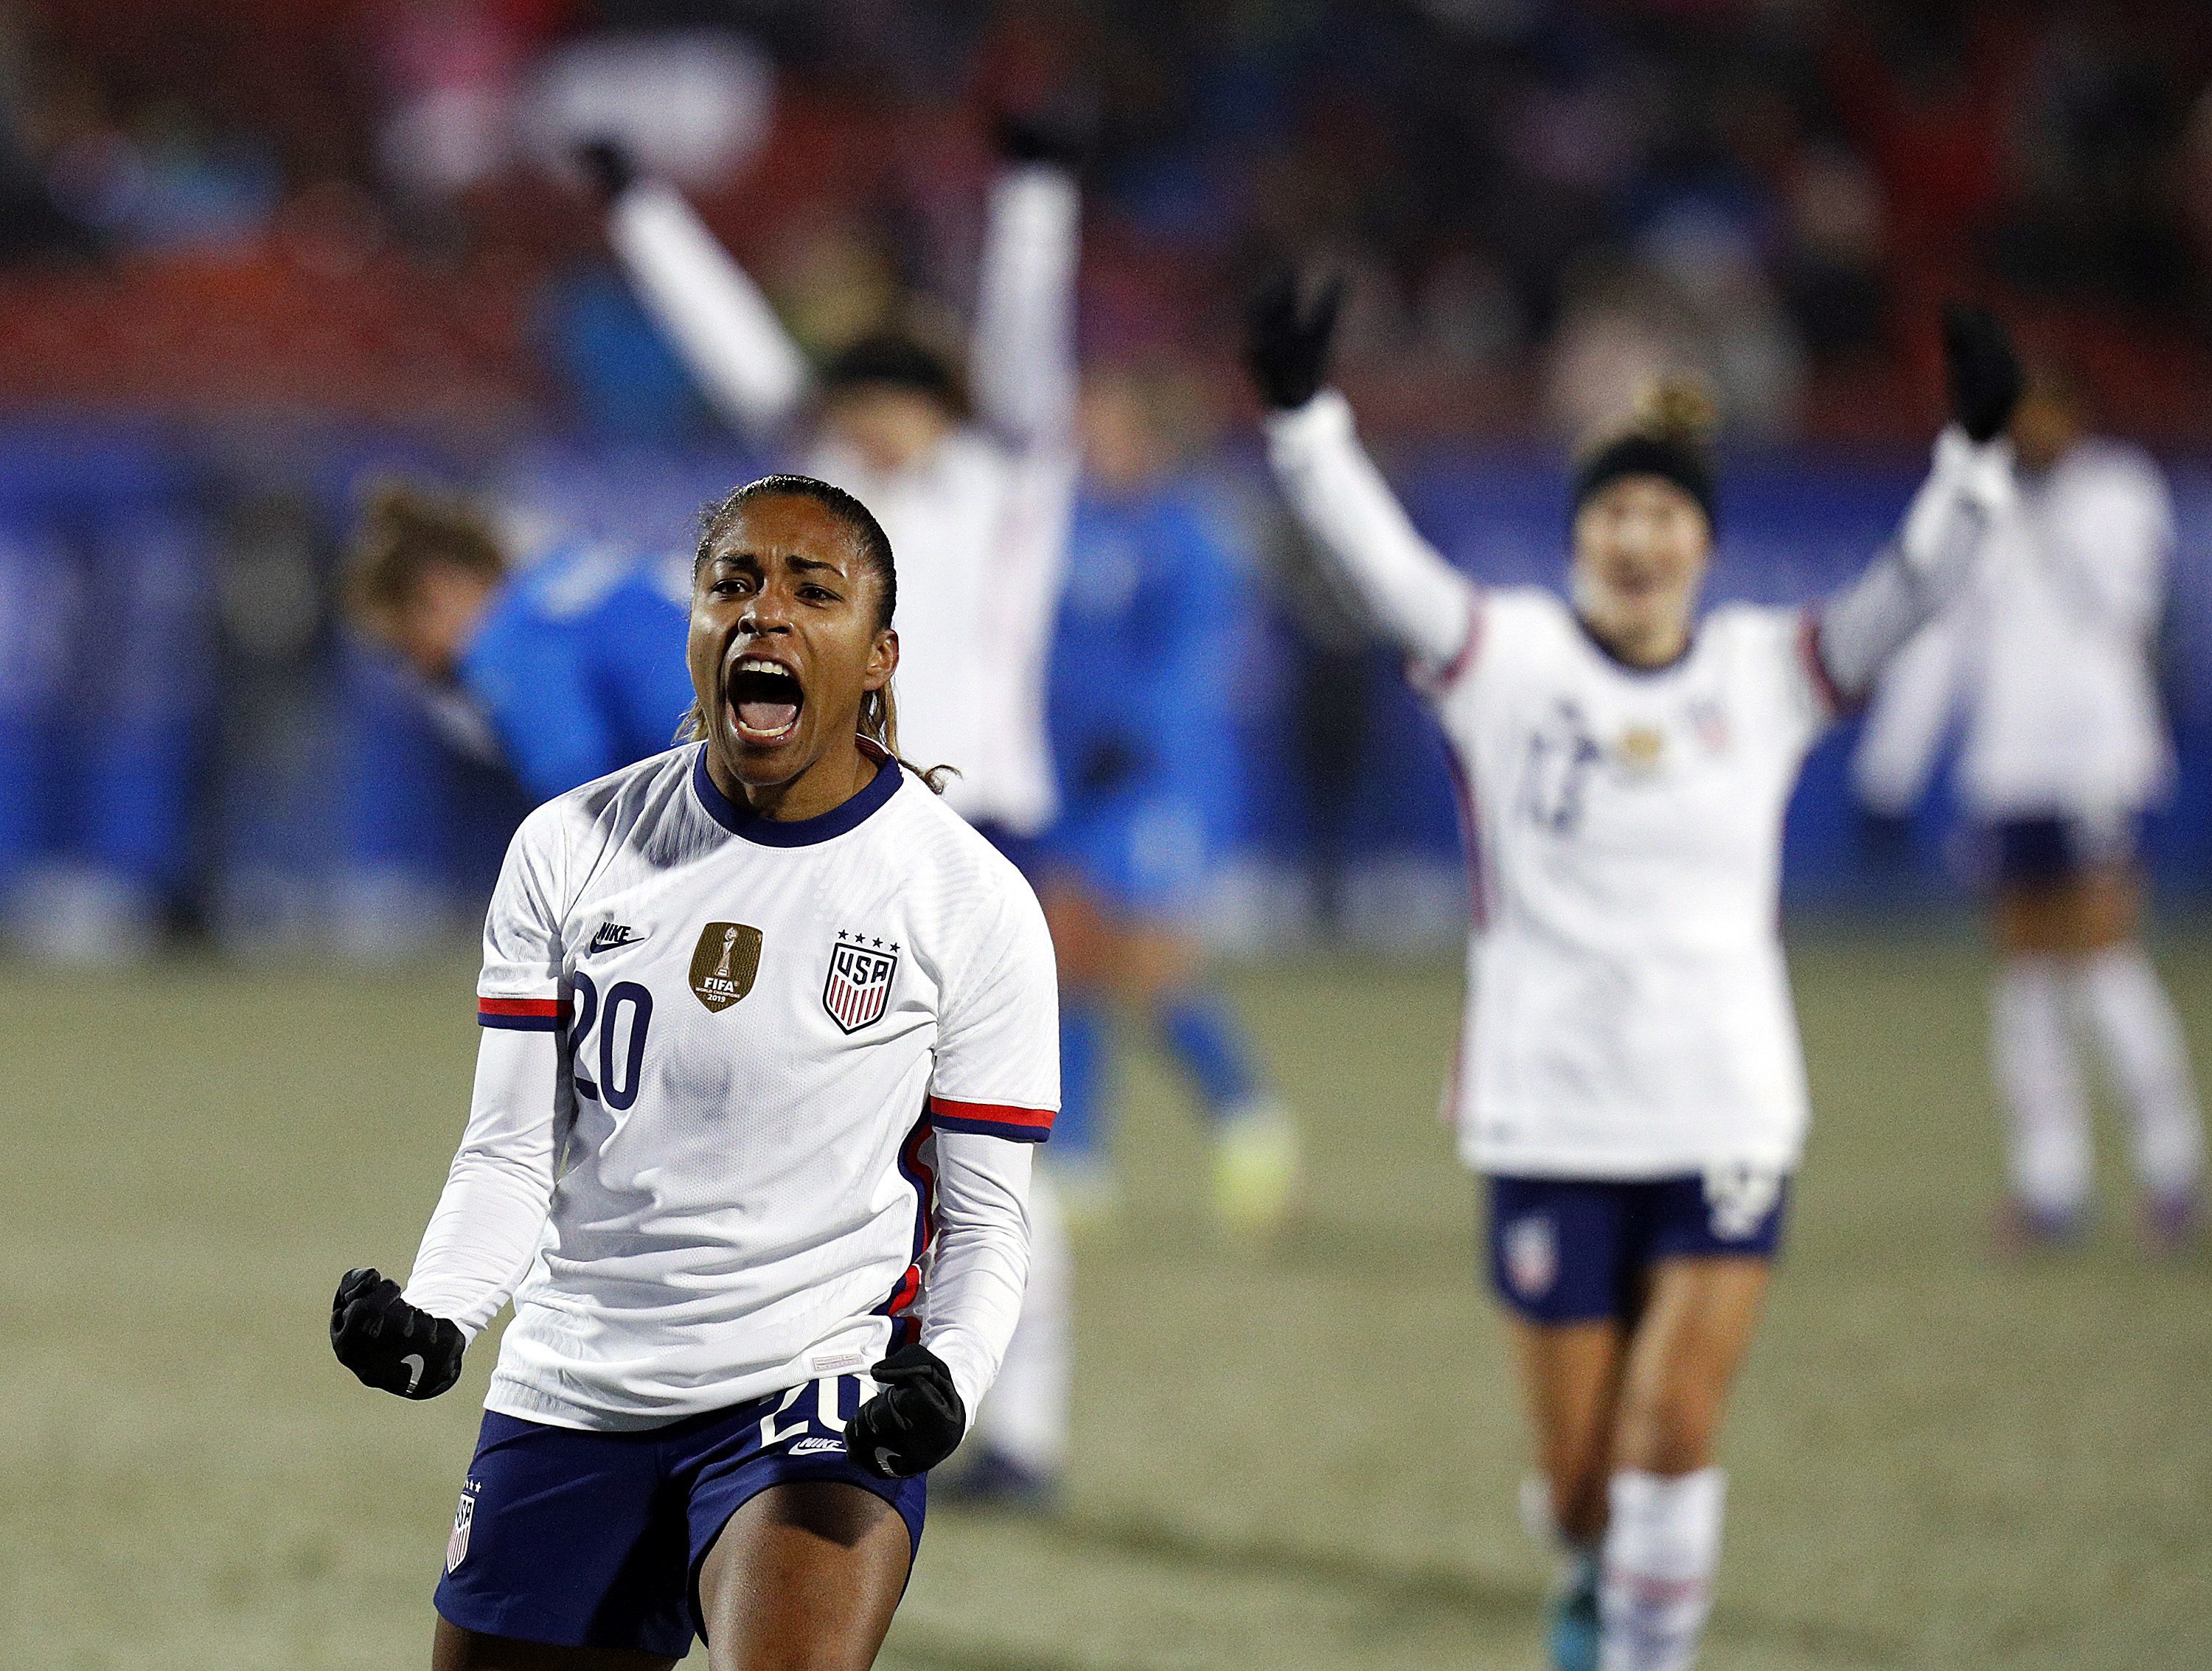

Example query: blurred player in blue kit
[1040,367,1300,1230]
[346,482,697,805]
[1250,283,2025,1671]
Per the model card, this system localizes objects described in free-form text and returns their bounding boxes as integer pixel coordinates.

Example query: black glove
[849,1344,965,1478]
[577,137,637,201]
[1245,268,1345,411]
[1941,302,2021,444]
[330,1266,465,1400]
[992,109,1091,171]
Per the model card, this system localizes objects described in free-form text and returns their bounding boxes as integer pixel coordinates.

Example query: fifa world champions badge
[446,1482,478,1574]
[823,931,900,1033]
[689,922,764,1013]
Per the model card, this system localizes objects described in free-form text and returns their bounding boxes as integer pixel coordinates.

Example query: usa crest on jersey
[823,931,898,1032]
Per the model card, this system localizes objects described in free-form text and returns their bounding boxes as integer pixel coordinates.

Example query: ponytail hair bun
[1572,376,1720,531]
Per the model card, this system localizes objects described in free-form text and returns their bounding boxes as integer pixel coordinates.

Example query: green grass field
[2,932,2208,1669]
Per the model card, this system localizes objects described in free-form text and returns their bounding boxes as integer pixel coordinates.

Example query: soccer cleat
[1212,1099,1303,1238]
[2140,1187,2203,1256]
[1992,1195,2089,1257]
[1545,1550,1601,1671]
[933,1445,1059,1512]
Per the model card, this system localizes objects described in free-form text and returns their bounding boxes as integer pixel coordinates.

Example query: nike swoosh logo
[400,1353,425,1394]
[875,1447,900,1474]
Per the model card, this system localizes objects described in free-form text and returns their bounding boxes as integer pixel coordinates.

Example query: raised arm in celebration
[1248,271,1478,680]
[968,116,1084,454]
[585,140,812,442]
[1813,304,2022,706]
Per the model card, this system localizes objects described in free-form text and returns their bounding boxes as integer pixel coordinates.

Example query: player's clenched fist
[330,1266,465,1400]
[849,1344,966,1479]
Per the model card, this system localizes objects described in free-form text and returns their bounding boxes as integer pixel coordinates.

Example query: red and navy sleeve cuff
[1795,609,1852,715]
[478,996,563,1032]
[928,1096,1055,1142]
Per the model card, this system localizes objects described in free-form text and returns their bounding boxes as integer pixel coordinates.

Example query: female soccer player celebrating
[330,474,1057,1670]
[1247,285,2018,1671]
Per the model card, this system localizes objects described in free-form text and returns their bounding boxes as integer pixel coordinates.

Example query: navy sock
[1154,989,1262,1122]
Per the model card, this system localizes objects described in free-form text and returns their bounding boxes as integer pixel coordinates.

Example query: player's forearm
[608,180,810,438]
[917,1131,1035,1422]
[1265,391,1476,674]
[401,1029,560,1338]
[1817,426,2008,703]
[969,163,1080,450]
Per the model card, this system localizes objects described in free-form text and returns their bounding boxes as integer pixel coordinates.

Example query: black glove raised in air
[992,108,1093,172]
[330,1266,465,1400]
[849,1344,966,1479]
[577,137,638,201]
[1245,268,1346,412]
[1941,302,2022,444]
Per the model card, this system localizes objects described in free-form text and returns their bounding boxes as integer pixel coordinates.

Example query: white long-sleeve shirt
[1264,392,1992,1176]
[402,743,1057,1430]
[607,167,1082,835]
[1853,437,2174,824]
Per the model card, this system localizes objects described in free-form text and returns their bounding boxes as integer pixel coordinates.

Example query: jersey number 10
[569,971,653,1110]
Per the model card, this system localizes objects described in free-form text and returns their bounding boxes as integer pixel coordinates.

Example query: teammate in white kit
[1248,283,2017,1671]
[1853,346,2204,1251]
[330,475,1057,1670]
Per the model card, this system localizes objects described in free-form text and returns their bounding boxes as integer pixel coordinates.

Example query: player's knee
[1618,1377,1723,1473]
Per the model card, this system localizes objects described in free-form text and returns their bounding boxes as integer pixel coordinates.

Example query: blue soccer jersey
[459,543,698,805]
[1043,484,1246,910]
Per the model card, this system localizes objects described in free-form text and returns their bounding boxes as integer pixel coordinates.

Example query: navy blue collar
[689,743,902,846]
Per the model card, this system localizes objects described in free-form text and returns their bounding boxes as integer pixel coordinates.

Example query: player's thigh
[1610,1257,1773,1474]
[1116,920,1204,1004]
[431,1616,677,1671]
[695,1480,912,1671]
[1037,875,1118,988]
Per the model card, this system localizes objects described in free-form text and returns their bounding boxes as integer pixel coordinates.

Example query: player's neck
[1584,613,1691,671]
[709,740,877,823]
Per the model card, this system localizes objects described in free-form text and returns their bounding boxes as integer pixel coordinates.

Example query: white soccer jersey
[802,426,1075,836]
[1266,391,1908,1179]
[1957,439,2174,820]
[608,166,1080,836]
[400,743,1059,1431]
[1430,588,1830,1176]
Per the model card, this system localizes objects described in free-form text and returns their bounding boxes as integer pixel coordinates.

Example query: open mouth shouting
[726,653,805,745]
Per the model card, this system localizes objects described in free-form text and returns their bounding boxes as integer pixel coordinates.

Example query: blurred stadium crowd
[3,0,2212,959]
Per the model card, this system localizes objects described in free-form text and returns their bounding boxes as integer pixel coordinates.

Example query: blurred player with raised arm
[346,482,695,805]
[330,476,1057,1670]
[583,115,1082,1501]
[1248,283,2019,1671]
[1854,359,2204,1252]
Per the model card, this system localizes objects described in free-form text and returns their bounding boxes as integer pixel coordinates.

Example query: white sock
[1993,957,2094,1215]
[971,1164,1071,1473]
[2079,947,2206,1199]
[1599,1468,1725,1671]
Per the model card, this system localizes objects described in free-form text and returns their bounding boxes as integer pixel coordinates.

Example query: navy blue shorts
[1984,813,2142,887]
[1485,1170,1790,1325]
[434,1375,926,1659]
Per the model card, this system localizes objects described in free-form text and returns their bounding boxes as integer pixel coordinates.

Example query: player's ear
[864,627,898,691]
